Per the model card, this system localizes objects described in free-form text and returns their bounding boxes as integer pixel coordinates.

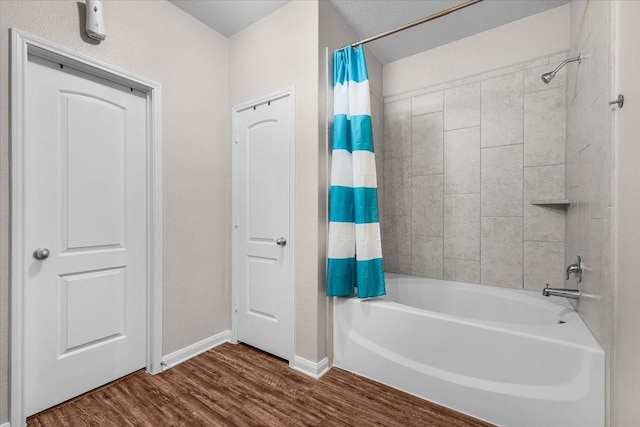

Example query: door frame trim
[231,87,296,365]
[10,29,163,425]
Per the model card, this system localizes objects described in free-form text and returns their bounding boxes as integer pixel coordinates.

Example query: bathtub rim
[338,272,603,352]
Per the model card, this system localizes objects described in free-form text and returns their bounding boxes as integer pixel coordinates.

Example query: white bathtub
[333,273,604,427]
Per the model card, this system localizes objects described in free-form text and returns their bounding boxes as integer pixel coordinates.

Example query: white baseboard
[162,330,232,370]
[290,355,330,379]
[1,421,11,427]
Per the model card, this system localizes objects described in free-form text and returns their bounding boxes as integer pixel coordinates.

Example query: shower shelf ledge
[530,199,570,206]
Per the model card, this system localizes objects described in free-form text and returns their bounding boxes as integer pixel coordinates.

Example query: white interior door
[236,95,292,360]
[23,54,147,416]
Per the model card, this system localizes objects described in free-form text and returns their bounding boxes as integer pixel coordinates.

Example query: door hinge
[234,215,238,229]
[234,301,238,312]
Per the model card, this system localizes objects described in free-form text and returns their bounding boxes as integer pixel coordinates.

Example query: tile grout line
[409,106,413,276]
[479,78,483,285]
[522,69,526,290]
[442,96,446,279]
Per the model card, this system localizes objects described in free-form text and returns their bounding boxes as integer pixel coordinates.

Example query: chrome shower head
[541,53,582,84]
[541,72,555,84]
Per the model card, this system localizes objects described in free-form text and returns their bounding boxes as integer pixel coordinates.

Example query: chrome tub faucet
[542,256,583,300]
[566,255,583,282]
[543,285,580,299]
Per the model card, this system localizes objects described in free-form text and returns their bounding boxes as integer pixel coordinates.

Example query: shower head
[541,53,582,84]
[541,72,555,84]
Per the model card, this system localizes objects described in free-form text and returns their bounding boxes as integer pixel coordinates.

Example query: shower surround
[382,53,568,290]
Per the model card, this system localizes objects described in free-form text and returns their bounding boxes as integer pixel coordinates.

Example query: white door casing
[11,30,163,426]
[234,91,294,361]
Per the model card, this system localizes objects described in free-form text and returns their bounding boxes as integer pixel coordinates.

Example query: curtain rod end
[335,44,361,53]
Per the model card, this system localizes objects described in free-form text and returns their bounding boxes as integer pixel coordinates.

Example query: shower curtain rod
[338,0,484,51]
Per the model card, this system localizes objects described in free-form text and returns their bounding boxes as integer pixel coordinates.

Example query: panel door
[236,96,291,360]
[23,55,147,416]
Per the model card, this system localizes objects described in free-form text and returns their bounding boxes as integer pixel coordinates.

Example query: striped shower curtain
[327,45,385,298]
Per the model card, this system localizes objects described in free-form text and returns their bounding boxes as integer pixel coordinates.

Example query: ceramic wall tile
[412,174,444,238]
[384,157,411,217]
[444,258,480,284]
[481,145,523,217]
[481,217,523,288]
[382,215,411,274]
[412,236,444,278]
[524,241,565,290]
[384,98,411,159]
[524,87,566,166]
[444,194,480,261]
[444,127,480,194]
[412,112,443,176]
[523,165,566,242]
[481,72,524,147]
[444,83,480,130]
[412,91,443,116]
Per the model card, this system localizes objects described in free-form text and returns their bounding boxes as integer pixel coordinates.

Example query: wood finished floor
[28,343,494,427]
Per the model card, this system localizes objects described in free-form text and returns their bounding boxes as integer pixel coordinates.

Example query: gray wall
[382,55,568,290]
[228,0,384,365]
[229,0,324,363]
[0,1,231,422]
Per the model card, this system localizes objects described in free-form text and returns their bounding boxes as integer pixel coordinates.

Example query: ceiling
[169,0,569,64]
[168,1,290,38]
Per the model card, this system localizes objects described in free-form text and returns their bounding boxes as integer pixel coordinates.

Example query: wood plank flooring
[28,343,494,427]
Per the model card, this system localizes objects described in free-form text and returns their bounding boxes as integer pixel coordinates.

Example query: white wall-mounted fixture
[86,0,106,41]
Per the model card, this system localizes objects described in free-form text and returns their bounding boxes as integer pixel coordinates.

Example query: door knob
[275,238,287,247]
[33,248,50,260]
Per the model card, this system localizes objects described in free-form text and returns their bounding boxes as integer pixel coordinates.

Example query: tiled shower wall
[371,90,384,230]
[382,54,569,289]
[566,0,613,366]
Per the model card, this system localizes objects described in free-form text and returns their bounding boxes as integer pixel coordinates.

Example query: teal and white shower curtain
[327,45,386,298]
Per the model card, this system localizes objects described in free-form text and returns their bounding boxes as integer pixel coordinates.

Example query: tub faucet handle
[566,255,583,282]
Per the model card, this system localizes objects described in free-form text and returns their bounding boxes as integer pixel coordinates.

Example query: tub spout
[543,284,580,300]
